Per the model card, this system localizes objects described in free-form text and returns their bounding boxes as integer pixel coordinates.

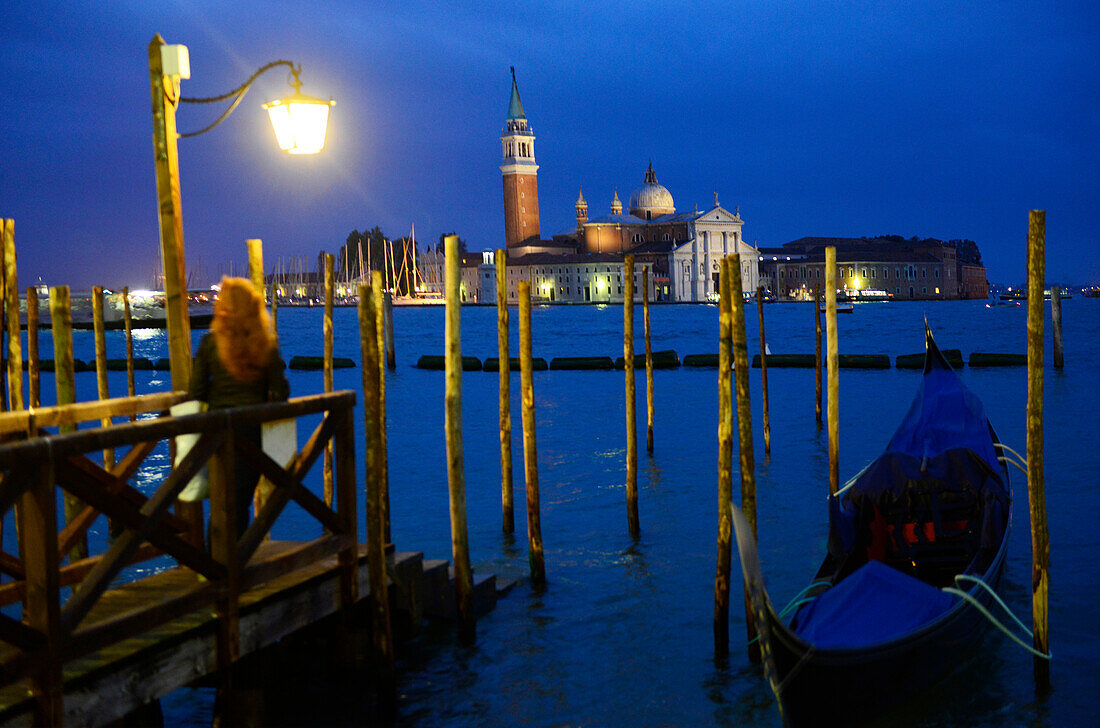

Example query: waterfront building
[497,72,758,303]
[757,236,988,301]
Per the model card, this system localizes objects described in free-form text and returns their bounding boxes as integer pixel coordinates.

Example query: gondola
[733,326,1011,726]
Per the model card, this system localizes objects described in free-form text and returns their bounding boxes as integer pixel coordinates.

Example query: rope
[997,455,1028,478]
[994,442,1027,468]
[943,574,1052,661]
[833,461,872,498]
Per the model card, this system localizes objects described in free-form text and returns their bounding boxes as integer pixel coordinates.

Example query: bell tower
[501,67,540,248]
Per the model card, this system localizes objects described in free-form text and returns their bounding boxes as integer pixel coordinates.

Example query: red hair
[211,277,275,383]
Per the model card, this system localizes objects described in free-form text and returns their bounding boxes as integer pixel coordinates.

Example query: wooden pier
[0,391,497,726]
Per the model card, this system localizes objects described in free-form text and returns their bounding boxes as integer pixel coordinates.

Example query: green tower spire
[507,66,526,120]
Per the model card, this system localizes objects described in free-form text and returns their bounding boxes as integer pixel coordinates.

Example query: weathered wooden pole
[148,34,192,393]
[757,285,771,456]
[714,258,734,658]
[383,291,396,371]
[92,287,115,471]
[151,35,204,548]
[26,288,40,409]
[50,286,87,561]
[371,272,391,543]
[2,219,21,412]
[1026,210,1051,689]
[496,249,515,534]
[815,292,822,425]
[624,255,640,539]
[248,240,275,523]
[825,247,840,495]
[729,256,760,661]
[444,234,475,643]
[518,280,546,584]
[247,239,265,294]
[122,287,136,412]
[323,254,335,507]
[357,281,396,704]
[269,282,278,335]
[1050,286,1063,370]
[643,265,654,455]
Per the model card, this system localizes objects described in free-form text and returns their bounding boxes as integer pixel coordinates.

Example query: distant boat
[845,288,892,302]
[998,289,1073,301]
[820,291,854,314]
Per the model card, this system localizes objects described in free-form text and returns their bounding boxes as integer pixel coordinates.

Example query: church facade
[493,72,758,303]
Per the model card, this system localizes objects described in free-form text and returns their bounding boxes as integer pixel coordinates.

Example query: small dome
[628,162,674,219]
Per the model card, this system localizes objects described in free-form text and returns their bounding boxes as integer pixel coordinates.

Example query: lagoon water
[25,298,1099,726]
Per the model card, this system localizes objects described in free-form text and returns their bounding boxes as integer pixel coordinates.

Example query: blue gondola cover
[791,560,956,649]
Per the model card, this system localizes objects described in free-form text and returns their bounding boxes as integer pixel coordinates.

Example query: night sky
[2,1,1097,291]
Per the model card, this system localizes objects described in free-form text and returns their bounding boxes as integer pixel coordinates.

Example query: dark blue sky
[2,1,1096,290]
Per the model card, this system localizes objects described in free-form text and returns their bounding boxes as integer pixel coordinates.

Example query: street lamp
[148,34,334,393]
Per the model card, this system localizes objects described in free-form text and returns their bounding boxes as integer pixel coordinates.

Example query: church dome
[628,162,675,219]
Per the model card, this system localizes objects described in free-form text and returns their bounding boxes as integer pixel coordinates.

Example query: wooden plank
[0,391,187,436]
[0,544,162,609]
[240,535,348,591]
[0,392,354,467]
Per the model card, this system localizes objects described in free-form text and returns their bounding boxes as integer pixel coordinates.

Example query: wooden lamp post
[148,35,335,391]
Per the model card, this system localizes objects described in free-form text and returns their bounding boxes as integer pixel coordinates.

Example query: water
[18,299,1099,726]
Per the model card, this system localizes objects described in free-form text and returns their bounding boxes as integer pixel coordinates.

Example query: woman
[189,277,289,537]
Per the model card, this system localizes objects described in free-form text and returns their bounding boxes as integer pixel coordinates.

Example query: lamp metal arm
[177,59,299,139]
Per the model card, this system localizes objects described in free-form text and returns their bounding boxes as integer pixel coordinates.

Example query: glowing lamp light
[263,67,335,154]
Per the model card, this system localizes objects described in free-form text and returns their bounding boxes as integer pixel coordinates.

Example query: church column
[691,235,699,302]
[703,231,712,299]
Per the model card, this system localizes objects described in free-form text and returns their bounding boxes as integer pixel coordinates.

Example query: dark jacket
[188,332,289,409]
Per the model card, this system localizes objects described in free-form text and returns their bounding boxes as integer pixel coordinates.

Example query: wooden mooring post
[496,249,514,534]
[1026,210,1051,689]
[248,240,274,527]
[270,282,279,335]
[50,286,87,560]
[122,287,136,413]
[624,255,639,539]
[92,288,114,467]
[757,285,770,456]
[383,291,396,371]
[518,280,545,584]
[2,219,21,413]
[444,234,475,643]
[825,247,839,495]
[728,257,759,661]
[643,265,654,455]
[372,272,391,543]
[323,254,335,507]
[815,292,823,425]
[26,287,40,409]
[358,280,396,705]
[247,238,265,295]
[713,257,734,658]
[1050,286,1063,370]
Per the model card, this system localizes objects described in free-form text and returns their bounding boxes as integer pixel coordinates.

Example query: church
[485,70,759,304]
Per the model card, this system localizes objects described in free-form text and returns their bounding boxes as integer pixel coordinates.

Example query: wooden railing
[0,390,358,725]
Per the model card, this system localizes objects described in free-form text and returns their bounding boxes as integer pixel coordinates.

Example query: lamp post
[148,34,334,392]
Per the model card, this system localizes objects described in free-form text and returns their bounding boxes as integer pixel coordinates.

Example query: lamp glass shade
[263,93,334,154]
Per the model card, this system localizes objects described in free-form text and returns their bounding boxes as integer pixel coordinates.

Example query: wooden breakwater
[409,348,1045,371]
